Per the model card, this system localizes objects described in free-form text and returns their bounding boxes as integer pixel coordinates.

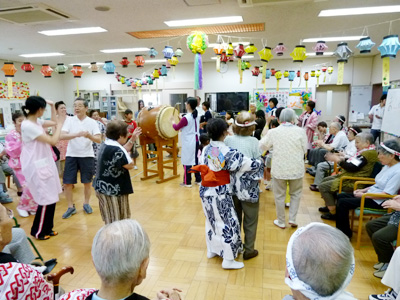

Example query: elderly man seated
[283,222,356,300]
[60,219,182,300]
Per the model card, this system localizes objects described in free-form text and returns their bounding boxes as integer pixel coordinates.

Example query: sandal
[37,235,50,240]
[49,231,58,237]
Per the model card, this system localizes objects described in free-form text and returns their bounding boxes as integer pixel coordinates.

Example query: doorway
[315,85,350,125]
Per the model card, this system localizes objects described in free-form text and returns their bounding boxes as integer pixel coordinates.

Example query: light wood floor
[6,156,386,300]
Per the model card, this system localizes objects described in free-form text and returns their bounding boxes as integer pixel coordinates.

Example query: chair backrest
[371,162,383,178]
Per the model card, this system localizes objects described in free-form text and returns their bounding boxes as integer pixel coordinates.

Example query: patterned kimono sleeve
[5,132,22,159]
[225,148,263,174]
[113,149,130,169]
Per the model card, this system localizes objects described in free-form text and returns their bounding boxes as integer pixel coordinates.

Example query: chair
[337,162,383,194]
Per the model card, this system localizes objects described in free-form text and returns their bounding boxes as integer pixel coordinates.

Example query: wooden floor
[7,155,386,300]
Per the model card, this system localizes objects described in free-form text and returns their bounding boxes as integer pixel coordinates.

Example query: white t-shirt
[330,130,349,151]
[369,104,385,130]
[344,139,357,158]
[21,119,45,143]
[62,116,101,157]
[196,105,205,118]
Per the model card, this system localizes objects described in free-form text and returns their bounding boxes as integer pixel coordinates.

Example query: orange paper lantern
[2,62,17,77]
[41,64,53,78]
[71,65,84,78]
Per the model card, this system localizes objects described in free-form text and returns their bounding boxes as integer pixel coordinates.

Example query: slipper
[49,231,58,237]
[37,235,50,240]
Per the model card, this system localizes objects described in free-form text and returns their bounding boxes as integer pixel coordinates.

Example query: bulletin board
[0,81,30,99]
[253,88,312,112]
[349,85,372,117]
[381,88,400,137]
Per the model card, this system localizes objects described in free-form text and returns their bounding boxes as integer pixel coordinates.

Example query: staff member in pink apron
[21,96,65,240]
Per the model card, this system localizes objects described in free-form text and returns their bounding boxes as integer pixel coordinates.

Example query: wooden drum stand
[140,135,180,184]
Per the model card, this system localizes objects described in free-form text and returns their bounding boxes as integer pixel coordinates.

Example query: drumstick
[173,103,181,118]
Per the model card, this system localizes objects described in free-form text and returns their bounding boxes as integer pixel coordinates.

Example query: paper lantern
[103,61,116,74]
[310,70,316,77]
[21,62,34,73]
[147,75,154,85]
[290,45,307,62]
[241,60,247,71]
[288,70,296,92]
[135,79,142,87]
[220,51,228,63]
[2,62,17,77]
[213,43,224,55]
[316,70,321,87]
[153,68,160,79]
[334,42,352,85]
[321,66,327,82]
[131,79,137,89]
[245,61,251,69]
[187,31,208,89]
[120,76,126,84]
[297,70,301,77]
[41,64,53,78]
[134,55,145,68]
[120,57,130,68]
[265,69,271,79]
[283,70,289,78]
[378,35,400,86]
[275,70,282,91]
[252,66,260,76]
[356,37,375,53]
[258,47,274,91]
[245,43,257,54]
[303,72,309,91]
[71,65,83,78]
[161,65,168,76]
[271,68,276,76]
[158,68,162,76]
[234,44,245,58]
[273,43,287,56]
[328,66,333,74]
[169,55,179,66]
[162,46,174,59]
[141,77,148,85]
[148,47,158,58]
[175,47,184,57]
[125,78,131,87]
[312,41,328,55]
[54,63,68,74]
[226,43,234,56]
[115,73,121,82]
[89,62,99,73]
[166,60,171,69]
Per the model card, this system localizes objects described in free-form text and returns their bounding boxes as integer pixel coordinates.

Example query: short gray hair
[329,122,341,131]
[356,132,374,145]
[279,108,297,123]
[91,219,150,285]
[292,225,353,296]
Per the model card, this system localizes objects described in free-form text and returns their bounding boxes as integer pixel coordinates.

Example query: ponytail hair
[187,97,198,119]
[21,96,47,117]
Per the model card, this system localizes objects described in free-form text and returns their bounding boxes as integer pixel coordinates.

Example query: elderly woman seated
[335,139,400,239]
[283,223,356,300]
[317,132,378,220]
[60,219,182,300]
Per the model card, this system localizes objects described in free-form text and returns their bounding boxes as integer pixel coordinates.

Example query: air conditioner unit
[0,4,74,24]
[238,0,312,7]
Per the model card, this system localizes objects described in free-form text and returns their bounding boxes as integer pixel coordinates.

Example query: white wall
[371,54,400,84]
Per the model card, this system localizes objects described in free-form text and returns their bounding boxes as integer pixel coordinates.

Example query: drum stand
[140,135,180,184]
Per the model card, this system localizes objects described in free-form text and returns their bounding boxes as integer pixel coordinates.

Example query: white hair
[292,225,353,297]
[329,122,341,131]
[356,132,374,145]
[91,219,150,285]
[279,108,297,123]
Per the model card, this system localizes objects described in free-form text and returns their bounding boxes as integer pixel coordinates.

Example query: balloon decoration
[356,37,375,53]
[175,47,184,57]
[273,43,287,56]
[162,46,174,59]
[234,43,246,84]
[71,65,83,78]
[378,35,400,87]
[258,46,273,91]
[245,43,257,54]
[303,72,309,91]
[54,63,68,74]
[2,62,17,97]
[134,55,145,68]
[290,45,307,62]
[312,41,328,55]
[288,70,296,92]
[275,70,282,91]
[120,57,130,68]
[89,62,99,73]
[187,31,208,90]
[334,42,353,85]
[148,47,158,58]
[103,61,116,74]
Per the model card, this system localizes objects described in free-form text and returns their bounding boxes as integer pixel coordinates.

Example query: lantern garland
[1,62,17,97]
[187,31,208,90]
[334,42,353,85]
[378,35,400,87]
[258,46,273,91]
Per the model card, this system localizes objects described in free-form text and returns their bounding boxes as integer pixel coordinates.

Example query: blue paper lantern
[356,37,376,53]
[265,68,271,79]
[148,47,158,58]
[288,70,296,81]
[125,78,132,87]
[162,46,174,59]
[103,61,116,74]
[378,35,400,58]
[161,64,168,76]
[147,75,153,85]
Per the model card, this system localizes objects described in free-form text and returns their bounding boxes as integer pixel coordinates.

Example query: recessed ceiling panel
[184,0,221,6]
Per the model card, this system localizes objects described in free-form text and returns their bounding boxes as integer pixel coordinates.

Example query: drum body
[137,105,180,140]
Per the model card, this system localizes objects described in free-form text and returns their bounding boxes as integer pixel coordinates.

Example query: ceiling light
[20,52,65,58]
[38,27,107,36]
[69,63,105,66]
[208,42,250,48]
[146,59,168,63]
[165,16,243,27]
[100,48,150,53]
[302,36,367,43]
[211,55,254,60]
[307,52,334,56]
[319,5,400,17]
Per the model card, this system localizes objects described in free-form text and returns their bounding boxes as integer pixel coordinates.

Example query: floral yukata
[5,129,37,212]
[196,141,263,260]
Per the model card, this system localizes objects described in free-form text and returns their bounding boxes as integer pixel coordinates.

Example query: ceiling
[0,0,399,68]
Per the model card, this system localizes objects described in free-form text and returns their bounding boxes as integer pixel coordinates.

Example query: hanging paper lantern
[133,55,145,68]
[161,64,168,76]
[187,31,208,90]
[148,47,158,58]
[162,46,174,59]
[150,74,155,80]
[158,68,162,76]
[125,78,131,87]
[273,43,287,56]
[226,43,234,56]
[265,69,271,79]
[141,77,148,85]
[334,42,352,85]
[213,43,224,55]
[120,57,130,68]
[71,65,83,78]
[316,70,321,87]
[297,70,301,77]
[245,61,251,69]
[103,61,116,74]
[290,45,307,62]
[321,66,328,82]
[175,47,184,57]
[378,35,400,86]
[89,62,99,73]
[120,76,126,84]
[283,70,289,78]
[234,44,245,58]
[312,41,328,55]
[169,55,179,66]
[245,43,257,54]
[304,72,309,91]
[21,62,34,73]
[310,70,316,77]
[135,79,142,87]
[40,64,53,78]
[275,70,282,91]
[251,66,260,76]
[241,60,247,71]
[271,68,276,76]
[2,62,17,98]
[115,73,121,82]
[220,51,228,63]
[166,60,171,69]
[131,79,137,89]
[327,66,334,82]
[288,70,296,92]
[147,75,154,85]
[258,47,274,91]
[153,68,160,79]
[54,63,68,74]
[356,37,375,53]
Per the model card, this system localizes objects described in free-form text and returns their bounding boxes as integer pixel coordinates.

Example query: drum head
[156,106,180,139]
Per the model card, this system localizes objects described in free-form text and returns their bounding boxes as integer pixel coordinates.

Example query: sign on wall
[0,81,30,99]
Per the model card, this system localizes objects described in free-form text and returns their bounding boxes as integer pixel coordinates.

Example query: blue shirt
[368,162,400,203]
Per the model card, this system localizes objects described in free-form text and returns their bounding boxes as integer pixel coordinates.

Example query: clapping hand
[156,288,182,300]
[132,127,142,139]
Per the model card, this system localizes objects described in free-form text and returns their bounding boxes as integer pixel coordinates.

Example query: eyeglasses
[6,208,14,219]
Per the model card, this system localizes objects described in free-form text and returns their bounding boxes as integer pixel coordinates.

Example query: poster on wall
[0,81,30,99]
[253,88,312,111]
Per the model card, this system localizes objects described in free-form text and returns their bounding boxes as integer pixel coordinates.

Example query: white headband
[335,116,345,123]
[234,119,257,127]
[285,222,356,300]
[380,143,400,157]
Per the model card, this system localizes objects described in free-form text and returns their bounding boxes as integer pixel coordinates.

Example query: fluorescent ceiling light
[100,48,150,53]
[208,42,250,48]
[146,59,168,63]
[165,16,243,27]
[319,5,400,17]
[211,55,254,60]
[307,52,334,56]
[69,63,105,66]
[303,36,367,43]
[38,27,107,36]
[20,52,65,58]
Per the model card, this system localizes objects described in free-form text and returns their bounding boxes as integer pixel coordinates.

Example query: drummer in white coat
[171,97,201,187]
